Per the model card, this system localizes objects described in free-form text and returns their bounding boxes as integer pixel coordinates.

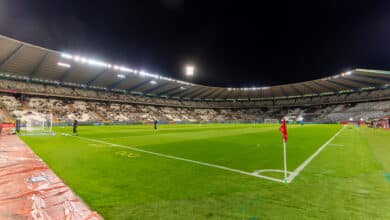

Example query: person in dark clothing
[153,120,158,130]
[73,119,78,135]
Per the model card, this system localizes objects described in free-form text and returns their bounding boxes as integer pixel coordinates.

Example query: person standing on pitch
[73,119,78,135]
[153,119,158,130]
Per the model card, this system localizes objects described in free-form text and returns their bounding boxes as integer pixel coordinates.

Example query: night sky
[1,0,390,87]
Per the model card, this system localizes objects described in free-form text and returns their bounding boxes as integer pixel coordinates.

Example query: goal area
[18,113,55,136]
[264,118,280,124]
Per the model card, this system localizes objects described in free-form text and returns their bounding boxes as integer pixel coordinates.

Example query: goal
[264,118,280,124]
[19,113,54,136]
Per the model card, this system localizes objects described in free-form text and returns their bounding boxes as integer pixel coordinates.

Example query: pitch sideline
[63,133,285,183]
[62,126,344,184]
[286,125,346,183]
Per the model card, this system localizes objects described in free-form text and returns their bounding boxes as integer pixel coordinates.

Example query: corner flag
[279,117,288,143]
[280,117,288,182]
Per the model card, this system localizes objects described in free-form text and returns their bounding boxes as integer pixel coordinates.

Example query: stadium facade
[0,34,389,126]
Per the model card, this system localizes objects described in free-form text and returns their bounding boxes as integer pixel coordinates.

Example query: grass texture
[21,124,390,219]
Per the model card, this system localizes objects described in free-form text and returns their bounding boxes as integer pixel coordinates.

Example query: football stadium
[1,2,390,220]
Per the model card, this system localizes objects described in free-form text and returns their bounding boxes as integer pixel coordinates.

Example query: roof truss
[0,43,24,68]
[142,81,170,94]
[29,52,49,78]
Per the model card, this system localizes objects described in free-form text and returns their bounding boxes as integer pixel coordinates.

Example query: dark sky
[1,0,390,87]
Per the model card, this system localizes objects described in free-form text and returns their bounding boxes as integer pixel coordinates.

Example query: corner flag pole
[279,117,288,183]
[283,140,287,181]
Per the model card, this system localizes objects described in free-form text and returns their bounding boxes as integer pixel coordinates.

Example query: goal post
[264,118,280,124]
[19,113,55,136]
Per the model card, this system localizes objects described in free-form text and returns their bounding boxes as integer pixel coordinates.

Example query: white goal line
[63,133,285,183]
[62,126,345,184]
[286,125,346,183]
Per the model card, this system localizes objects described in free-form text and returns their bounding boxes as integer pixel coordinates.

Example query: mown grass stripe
[385,173,390,182]
[63,133,285,183]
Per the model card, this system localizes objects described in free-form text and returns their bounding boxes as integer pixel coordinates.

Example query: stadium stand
[0,34,389,125]
[1,89,389,124]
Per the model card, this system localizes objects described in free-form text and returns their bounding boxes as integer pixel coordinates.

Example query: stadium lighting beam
[60,52,195,86]
[117,74,126,79]
[57,62,71,68]
[61,53,73,59]
[185,65,195,77]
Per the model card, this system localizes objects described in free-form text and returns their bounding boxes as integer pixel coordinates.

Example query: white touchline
[64,134,285,183]
[286,126,346,183]
[63,126,345,185]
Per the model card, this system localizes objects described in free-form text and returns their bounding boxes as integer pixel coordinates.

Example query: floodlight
[57,62,71,68]
[61,53,73,59]
[117,74,126,79]
[185,65,195,76]
[59,52,195,85]
[119,66,133,73]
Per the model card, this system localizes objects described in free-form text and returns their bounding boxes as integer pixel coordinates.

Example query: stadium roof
[0,34,389,101]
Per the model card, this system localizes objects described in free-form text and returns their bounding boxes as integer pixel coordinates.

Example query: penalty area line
[286,126,346,183]
[62,133,285,183]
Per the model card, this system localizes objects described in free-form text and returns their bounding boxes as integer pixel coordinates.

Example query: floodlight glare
[57,62,71,68]
[185,65,195,76]
[117,74,126,79]
[58,52,194,86]
[150,80,157,84]
[61,53,73,59]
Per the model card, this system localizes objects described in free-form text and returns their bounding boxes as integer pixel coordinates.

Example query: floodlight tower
[185,65,195,77]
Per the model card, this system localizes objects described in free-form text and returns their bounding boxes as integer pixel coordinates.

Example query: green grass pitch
[20,124,390,219]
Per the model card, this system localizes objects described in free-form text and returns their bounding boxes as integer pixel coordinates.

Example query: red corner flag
[279,117,288,143]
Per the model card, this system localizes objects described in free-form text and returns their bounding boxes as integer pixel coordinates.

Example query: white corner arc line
[286,126,346,183]
[253,169,293,175]
[64,134,285,183]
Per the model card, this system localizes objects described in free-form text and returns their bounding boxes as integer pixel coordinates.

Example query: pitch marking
[253,169,293,175]
[63,133,285,183]
[62,126,345,184]
[286,126,346,183]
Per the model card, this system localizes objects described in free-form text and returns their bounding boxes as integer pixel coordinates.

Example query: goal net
[264,118,280,124]
[19,112,55,136]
